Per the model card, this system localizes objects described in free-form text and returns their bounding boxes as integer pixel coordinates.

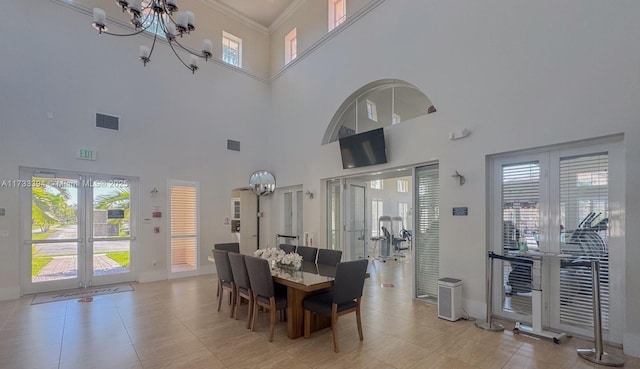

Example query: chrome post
[577,259,624,366]
[475,252,504,331]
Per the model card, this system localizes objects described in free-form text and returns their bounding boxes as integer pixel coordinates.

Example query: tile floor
[0,260,638,369]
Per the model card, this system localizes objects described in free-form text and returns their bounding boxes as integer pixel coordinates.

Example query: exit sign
[77,149,96,161]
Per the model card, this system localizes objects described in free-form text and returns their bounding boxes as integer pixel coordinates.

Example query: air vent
[96,113,119,131]
[227,139,240,152]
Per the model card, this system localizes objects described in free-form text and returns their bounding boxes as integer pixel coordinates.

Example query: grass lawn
[106,251,130,268]
[31,246,53,277]
[32,229,57,241]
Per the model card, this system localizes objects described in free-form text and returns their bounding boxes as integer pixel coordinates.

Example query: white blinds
[170,183,198,272]
[327,180,341,251]
[415,164,439,299]
[500,162,540,315]
[559,153,610,330]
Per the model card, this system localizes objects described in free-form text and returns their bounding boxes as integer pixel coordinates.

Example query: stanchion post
[475,252,504,331]
[577,259,624,367]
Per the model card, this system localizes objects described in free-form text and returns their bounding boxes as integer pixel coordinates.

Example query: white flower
[280,252,303,268]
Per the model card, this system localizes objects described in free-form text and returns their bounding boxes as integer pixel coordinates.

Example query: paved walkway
[33,254,128,282]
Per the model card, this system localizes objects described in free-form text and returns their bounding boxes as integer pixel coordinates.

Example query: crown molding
[269,0,307,34]
[199,0,269,35]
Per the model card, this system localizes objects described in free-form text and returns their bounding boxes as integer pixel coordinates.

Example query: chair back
[214,242,240,253]
[317,249,342,266]
[228,252,250,290]
[296,245,318,262]
[244,255,274,299]
[213,249,234,283]
[333,259,368,304]
[279,244,297,254]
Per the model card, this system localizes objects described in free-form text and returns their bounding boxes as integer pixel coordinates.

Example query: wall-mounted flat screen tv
[339,128,388,169]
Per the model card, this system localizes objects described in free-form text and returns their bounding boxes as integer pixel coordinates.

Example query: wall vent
[227,139,240,152]
[96,113,119,131]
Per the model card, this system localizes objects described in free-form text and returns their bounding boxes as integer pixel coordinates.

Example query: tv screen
[339,128,388,169]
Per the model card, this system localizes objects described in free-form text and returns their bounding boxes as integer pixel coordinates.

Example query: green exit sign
[77,149,96,161]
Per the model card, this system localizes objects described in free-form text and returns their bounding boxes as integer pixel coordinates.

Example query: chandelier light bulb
[166,0,178,12]
[128,0,142,16]
[189,55,198,73]
[186,11,195,31]
[92,8,107,32]
[202,39,212,59]
[139,45,150,66]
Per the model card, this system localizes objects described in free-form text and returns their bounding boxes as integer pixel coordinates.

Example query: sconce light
[452,171,465,186]
[449,128,471,140]
[305,190,314,199]
[150,187,159,198]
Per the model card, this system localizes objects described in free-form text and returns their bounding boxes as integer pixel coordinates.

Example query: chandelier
[92,0,212,73]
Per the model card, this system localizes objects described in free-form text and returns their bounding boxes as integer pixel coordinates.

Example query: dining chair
[213,242,240,253]
[244,255,287,342]
[317,249,343,266]
[228,252,253,328]
[296,245,318,263]
[213,249,236,318]
[279,243,297,254]
[303,259,368,352]
[213,243,239,297]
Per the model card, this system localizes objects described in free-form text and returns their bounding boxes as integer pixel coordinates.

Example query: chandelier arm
[167,39,194,71]
[147,30,159,60]
[172,38,205,58]
[102,28,147,37]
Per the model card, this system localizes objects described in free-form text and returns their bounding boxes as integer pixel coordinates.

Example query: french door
[326,178,367,261]
[21,168,137,294]
[490,141,624,343]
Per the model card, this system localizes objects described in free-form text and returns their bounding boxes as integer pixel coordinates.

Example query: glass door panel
[345,181,366,261]
[90,179,132,280]
[25,174,83,293]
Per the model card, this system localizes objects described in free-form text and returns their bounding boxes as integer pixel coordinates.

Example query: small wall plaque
[452,207,468,216]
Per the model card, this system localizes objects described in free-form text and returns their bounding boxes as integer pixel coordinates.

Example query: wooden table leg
[286,286,331,339]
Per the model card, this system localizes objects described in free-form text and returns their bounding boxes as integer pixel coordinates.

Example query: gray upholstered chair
[213,249,236,318]
[303,259,368,352]
[228,252,253,328]
[279,243,297,254]
[214,242,240,253]
[213,243,239,297]
[317,249,343,266]
[244,255,287,342]
[296,245,318,263]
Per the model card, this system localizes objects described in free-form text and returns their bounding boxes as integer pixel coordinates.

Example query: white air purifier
[438,278,463,321]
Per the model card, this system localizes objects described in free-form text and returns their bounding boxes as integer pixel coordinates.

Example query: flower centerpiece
[254,247,285,267]
[279,252,303,270]
[254,247,302,271]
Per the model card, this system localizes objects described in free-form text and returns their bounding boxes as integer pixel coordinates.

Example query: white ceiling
[214,0,296,28]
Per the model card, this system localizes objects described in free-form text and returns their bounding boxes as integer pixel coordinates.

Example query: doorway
[489,140,624,343]
[21,168,137,294]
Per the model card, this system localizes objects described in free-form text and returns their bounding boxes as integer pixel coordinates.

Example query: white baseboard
[624,333,640,358]
[0,286,21,301]
[138,270,167,283]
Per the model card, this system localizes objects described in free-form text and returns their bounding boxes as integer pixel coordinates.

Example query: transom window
[370,180,382,190]
[285,28,297,65]
[323,79,436,144]
[397,179,409,193]
[329,0,346,31]
[222,31,242,67]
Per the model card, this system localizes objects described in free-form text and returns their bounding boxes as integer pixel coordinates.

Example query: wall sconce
[452,171,465,186]
[150,187,159,198]
[305,190,314,199]
[449,128,471,140]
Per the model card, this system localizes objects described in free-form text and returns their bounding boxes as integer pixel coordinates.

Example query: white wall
[0,1,271,296]
[269,0,374,76]
[268,0,640,356]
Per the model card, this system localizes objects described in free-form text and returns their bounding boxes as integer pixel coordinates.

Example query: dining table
[271,261,339,339]
[208,256,369,340]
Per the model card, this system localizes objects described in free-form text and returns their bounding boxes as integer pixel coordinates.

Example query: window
[398,202,409,226]
[222,31,242,67]
[397,179,409,193]
[366,100,377,122]
[324,80,436,144]
[371,199,384,237]
[169,180,199,275]
[370,179,382,190]
[328,0,346,31]
[415,164,440,300]
[141,9,166,37]
[284,28,297,65]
